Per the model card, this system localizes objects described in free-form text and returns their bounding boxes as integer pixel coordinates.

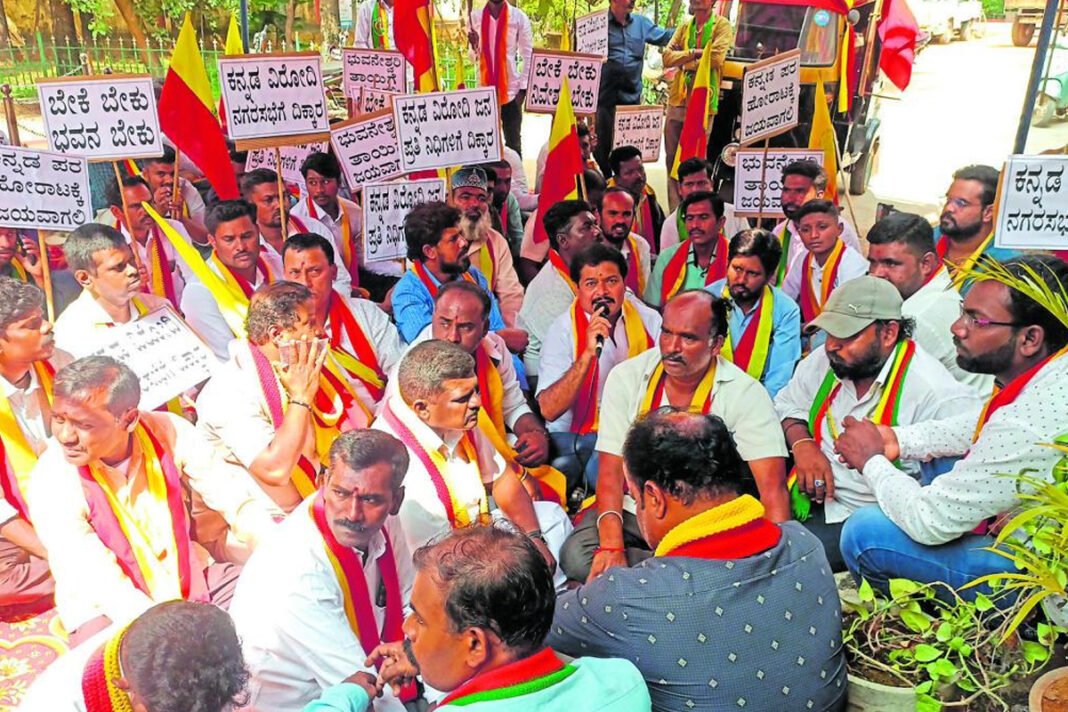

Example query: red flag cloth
[878,0,919,90]
[394,0,438,92]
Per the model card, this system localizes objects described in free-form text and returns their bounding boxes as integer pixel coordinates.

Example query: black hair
[299,151,342,181]
[413,525,555,659]
[952,164,1000,207]
[792,199,839,222]
[680,190,725,220]
[240,168,279,200]
[282,232,335,266]
[568,243,628,284]
[728,228,782,279]
[623,410,748,503]
[123,601,249,712]
[542,200,594,252]
[64,223,128,274]
[781,159,828,192]
[677,157,712,182]
[1002,254,1068,353]
[865,212,936,258]
[404,201,462,262]
[436,279,492,321]
[608,145,642,176]
[142,144,176,167]
[206,199,257,235]
[246,281,313,345]
[105,175,150,208]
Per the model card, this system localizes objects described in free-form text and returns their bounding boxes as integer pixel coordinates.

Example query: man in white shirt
[198,281,359,517]
[106,175,191,309]
[181,199,282,360]
[291,152,374,290]
[229,429,415,712]
[354,0,394,48]
[518,200,603,378]
[836,255,1068,595]
[372,340,571,579]
[282,232,402,408]
[537,244,661,495]
[28,356,276,643]
[468,0,534,156]
[20,600,249,712]
[0,278,67,614]
[775,276,981,570]
[773,160,862,286]
[560,289,789,583]
[598,187,651,296]
[240,168,354,295]
[451,166,525,327]
[658,158,750,254]
[53,224,170,358]
[140,146,210,246]
[866,211,993,392]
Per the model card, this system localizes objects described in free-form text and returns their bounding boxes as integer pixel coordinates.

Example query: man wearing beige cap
[774,276,980,570]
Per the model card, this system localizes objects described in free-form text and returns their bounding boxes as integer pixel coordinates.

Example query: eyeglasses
[958,306,1020,329]
[943,196,982,210]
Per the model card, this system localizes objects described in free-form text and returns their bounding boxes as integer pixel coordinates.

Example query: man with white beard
[450,166,525,327]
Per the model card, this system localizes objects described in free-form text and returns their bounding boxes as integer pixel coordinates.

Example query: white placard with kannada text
[363,178,446,262]
[613,105,664,162]
[996,155,1068,251]
[524,50,602,115]
[575,10,608,57]
[245,142,328,192]
[37,75,162,160]
[218,53,330,143]
[733,148,824,216]
[739,49,801,146]
[358,89,402,116]
[331,110,405,191]
[88,304,216,411]
[0,146,90,231]
[392,87,502,172]
[342,48,407,97]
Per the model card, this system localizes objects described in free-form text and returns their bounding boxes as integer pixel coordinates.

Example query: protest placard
[218,52,330,146]
[0,146,90,231]
[342,48,407,97]
[331,109,405,191]
[37,75,162,161]
[246,141,328,192]
[392,87,501,172]
[524,50,602,115]
[359,89,401,115]
[363,178,446,262]
[733,148,824,216]
[88,304,216,411]
[996,155,1068,250]
[739,49,801,146]
[575,10,608,57]
[613,105,664,162]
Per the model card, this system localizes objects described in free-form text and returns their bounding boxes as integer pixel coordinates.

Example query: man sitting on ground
[659,158,749,254]
[708,228,801,397]
[598,187,651,296]
[561,289,788,583]
[836,255,1068,594]
[549,409,847,712]
[230,430,415,712]
[608,146,665,252]
[646,191,731,308]
[775,276,980,570]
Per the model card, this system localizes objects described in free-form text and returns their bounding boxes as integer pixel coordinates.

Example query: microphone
[594,300,611,358]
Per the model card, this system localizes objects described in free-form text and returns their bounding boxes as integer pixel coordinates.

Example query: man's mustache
[335,519,367,533]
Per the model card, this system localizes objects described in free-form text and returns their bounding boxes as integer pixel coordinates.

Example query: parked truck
[1006,0,1057,46]
[912,0,984,42]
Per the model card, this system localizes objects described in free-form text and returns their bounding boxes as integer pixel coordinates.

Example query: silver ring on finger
[813,479,825,489]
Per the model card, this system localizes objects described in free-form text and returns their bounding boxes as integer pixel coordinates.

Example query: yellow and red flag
[671,39,713,179]
[808,79,838,204]
[159,14,239,200]
[394,0,438,92]
[218,14,244,134]
[533,77,584,244]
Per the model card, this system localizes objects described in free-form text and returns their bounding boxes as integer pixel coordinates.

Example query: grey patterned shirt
[548,521,847,712]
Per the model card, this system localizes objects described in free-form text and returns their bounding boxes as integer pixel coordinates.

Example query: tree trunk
[667,0,683,27]
[285,0,297,46]
[0,0,11,49]
[110,0,152,67]
[51,0,80,74]
[320,0,340,50]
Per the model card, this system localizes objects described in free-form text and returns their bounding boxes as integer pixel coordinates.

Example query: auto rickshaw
[708,0,887,195]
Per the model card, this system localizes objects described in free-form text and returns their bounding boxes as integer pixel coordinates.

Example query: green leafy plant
[843,577,1057,711]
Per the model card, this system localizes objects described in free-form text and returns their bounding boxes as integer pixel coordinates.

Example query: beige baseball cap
[804,275,903,338]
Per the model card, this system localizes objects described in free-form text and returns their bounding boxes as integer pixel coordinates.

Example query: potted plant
[843,577,1056,711]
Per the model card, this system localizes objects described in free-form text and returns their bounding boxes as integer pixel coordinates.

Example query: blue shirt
[602,13,673,106]
[392,266,506,343]
[708,279,801,398]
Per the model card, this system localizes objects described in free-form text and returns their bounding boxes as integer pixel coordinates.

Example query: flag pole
[577,172,587,201]
[172,147,184,219]
[831,135,859,235]
[113,161,147,278]
[35,230,55,322]
[276,147,289,238]
[756,137,770,225]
